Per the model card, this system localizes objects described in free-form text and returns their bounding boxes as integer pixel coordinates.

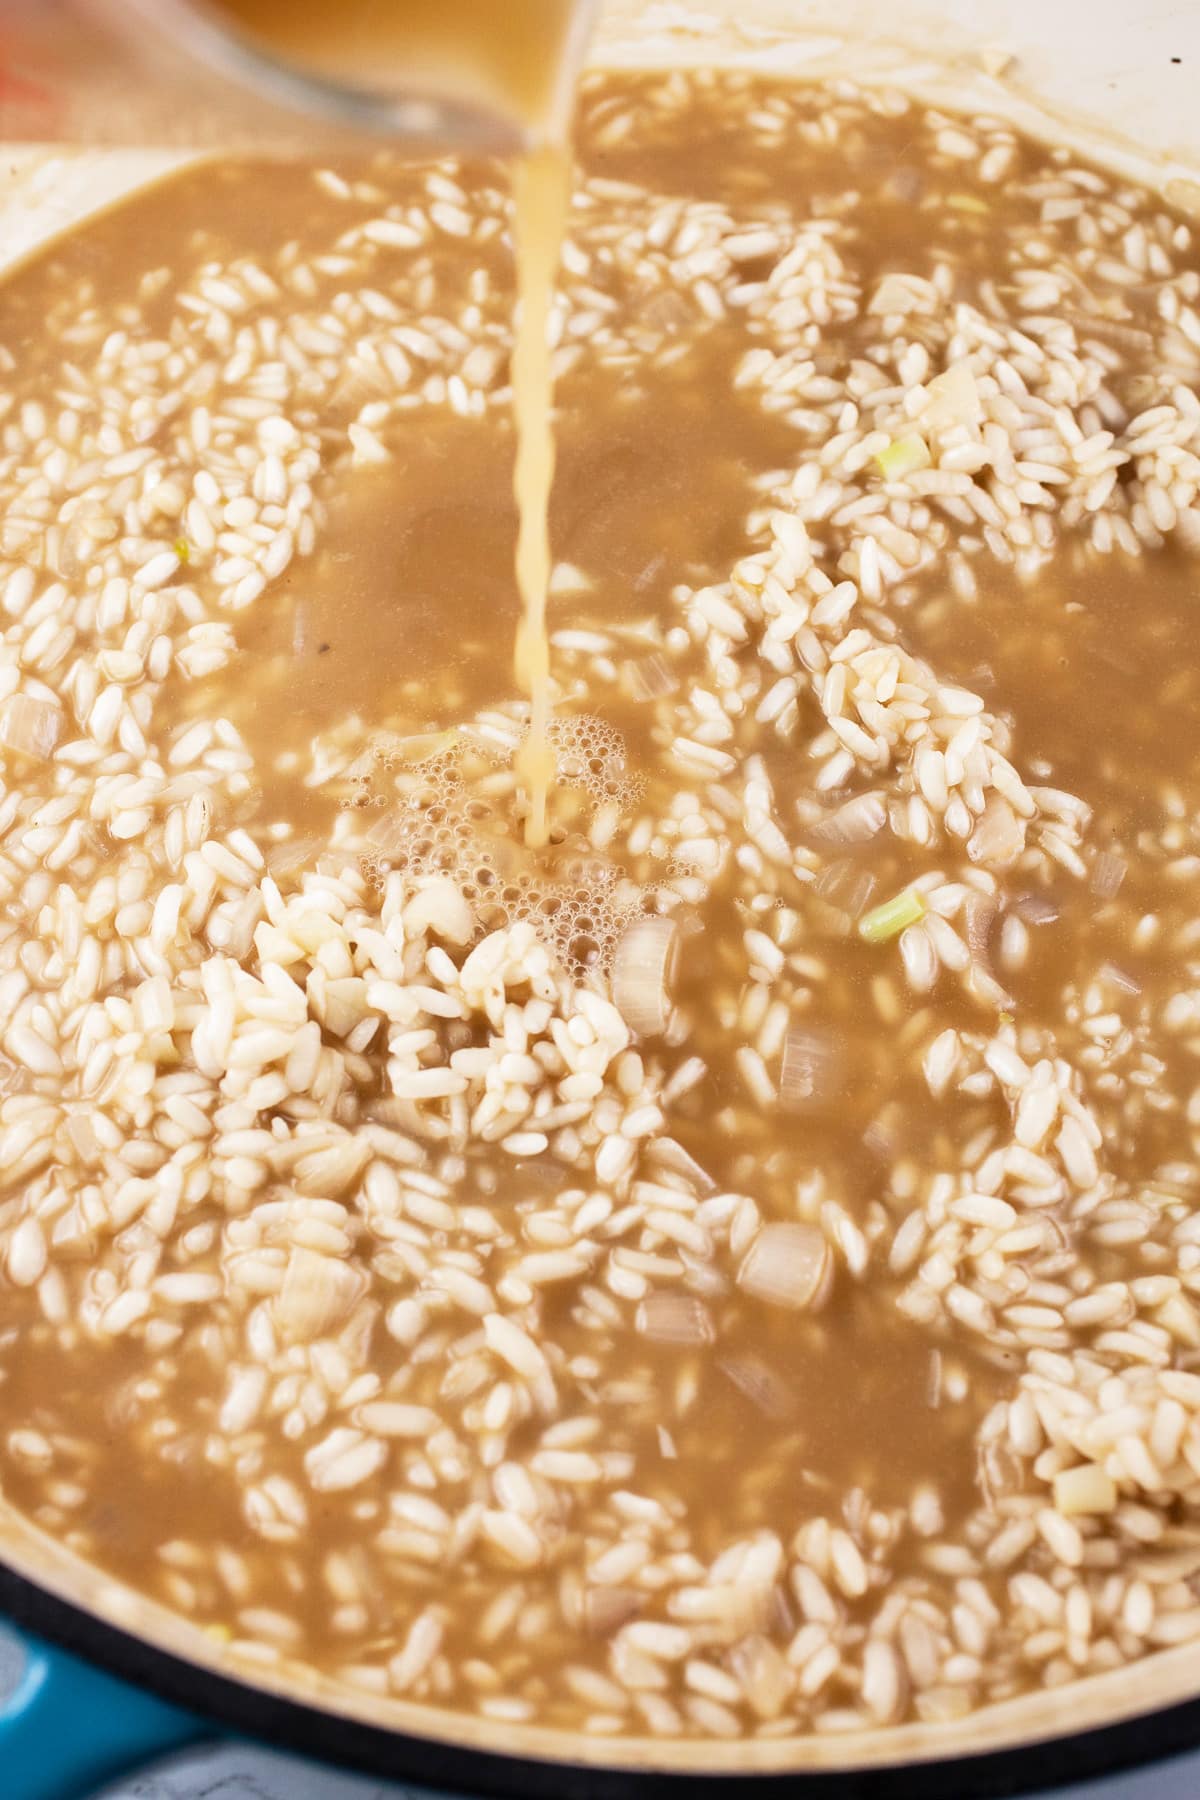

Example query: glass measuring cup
[0,0,596,152]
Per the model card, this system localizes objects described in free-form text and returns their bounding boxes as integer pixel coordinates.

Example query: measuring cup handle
[0,1626,205,1800]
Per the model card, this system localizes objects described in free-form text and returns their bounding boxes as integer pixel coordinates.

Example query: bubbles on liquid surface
[352,713,646,975]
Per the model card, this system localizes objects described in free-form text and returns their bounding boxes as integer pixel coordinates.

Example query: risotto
[0,68,1199,1741]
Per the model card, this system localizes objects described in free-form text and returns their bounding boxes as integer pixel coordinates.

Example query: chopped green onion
[859,888,927,944]
[947,193,989,215]
[874,434,931,481]
[174,536,191,563]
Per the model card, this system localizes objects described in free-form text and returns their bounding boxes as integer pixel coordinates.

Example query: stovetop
[90,1738,1200,1800]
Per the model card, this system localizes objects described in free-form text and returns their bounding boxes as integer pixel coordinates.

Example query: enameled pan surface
[1,1,1199,1788]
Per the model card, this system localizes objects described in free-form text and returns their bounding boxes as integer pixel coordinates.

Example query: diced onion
[364,810,413,858]
[676,1252,728,1299]
[1053,1464,1117,1517]
[717,1351,795,1419]
[640,287,694,333]
[964,892,997,967]
[636,1290,714,1345]
[738,1221,832,1312]
[808,792,887,847]
[778,1025,841,1114]
[1099,960,1142,995]
[612,914,679,1038]
[276,1247,364,1342]
[403,877,475,946]
[1090,849,1127,900]
[621,653,679,702]
[0,1057,28,1099]
[0,694,63,761]
[923,361,983,430]
[814,858,877,925]
[266,834,321,882]
[868,273,928,316]
[316,976,370,1039]
[1015,893,1060,927]
[967,795,1026,869]
[66,1113,99,1164]
[729,1635,791,1718]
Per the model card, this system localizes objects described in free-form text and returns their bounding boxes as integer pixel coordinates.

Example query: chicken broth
[0,69,1199,1738]
[209,0,583,845]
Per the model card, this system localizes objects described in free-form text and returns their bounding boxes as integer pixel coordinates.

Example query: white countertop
[90,1737,1200,1800]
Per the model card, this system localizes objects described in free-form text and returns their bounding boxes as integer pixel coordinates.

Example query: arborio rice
[1,68,1200,1740]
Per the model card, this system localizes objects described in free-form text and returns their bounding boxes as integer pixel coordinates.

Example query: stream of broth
[211,0,578,845]
[510,145,571,847]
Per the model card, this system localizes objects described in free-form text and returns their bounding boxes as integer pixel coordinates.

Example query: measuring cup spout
[0,0,598,153]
